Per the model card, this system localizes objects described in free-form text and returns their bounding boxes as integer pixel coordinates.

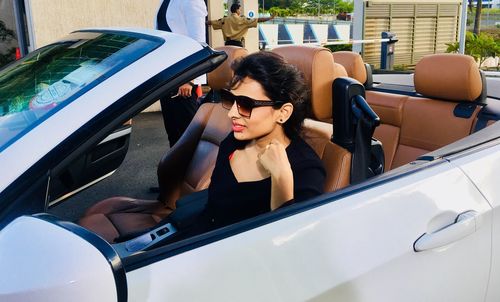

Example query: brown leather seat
[392,54,483,168]
[332,51,367,84]
[207,46,248,91]
[335,53,484,170]
[79,47,247,243]
[273,45,352,191]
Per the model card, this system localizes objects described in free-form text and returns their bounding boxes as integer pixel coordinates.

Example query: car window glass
[0,31,163,152]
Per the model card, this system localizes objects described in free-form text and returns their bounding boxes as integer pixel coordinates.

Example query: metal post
[12,0,28,56]
[459,0,467,54]
[352,0,364,53]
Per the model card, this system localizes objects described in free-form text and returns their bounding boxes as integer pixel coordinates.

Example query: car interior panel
[48,123,132,206]
[80,45,380,243]
[79,46,248,243]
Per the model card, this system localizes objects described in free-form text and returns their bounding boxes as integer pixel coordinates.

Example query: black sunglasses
[220,89,285,118]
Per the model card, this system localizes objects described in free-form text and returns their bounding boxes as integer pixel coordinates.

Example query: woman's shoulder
[287,136,324,168]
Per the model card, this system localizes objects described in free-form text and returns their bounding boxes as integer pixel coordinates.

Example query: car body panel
[449,139,500,302]
[0,216,118,302]
[126,161,492,302]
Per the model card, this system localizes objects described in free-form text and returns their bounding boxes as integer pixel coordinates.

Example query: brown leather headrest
[272,45,335,121]
[333,63,348,79]
[207,46,249,90]
[414,54,482,102]
[332,51,367,84]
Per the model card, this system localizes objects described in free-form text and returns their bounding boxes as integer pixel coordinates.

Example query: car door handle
[414,211,478,252]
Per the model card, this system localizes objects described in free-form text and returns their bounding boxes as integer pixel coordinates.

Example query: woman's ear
[277,103,294,123]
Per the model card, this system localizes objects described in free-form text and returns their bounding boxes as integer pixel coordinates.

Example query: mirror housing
[0,215,126,301]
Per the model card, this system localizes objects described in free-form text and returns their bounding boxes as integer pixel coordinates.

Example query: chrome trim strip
[98,127,132,146]
[48,170,115,207]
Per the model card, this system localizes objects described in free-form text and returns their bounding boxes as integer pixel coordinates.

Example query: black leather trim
[453,102,478,119]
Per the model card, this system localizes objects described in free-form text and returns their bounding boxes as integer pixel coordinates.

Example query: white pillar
[207,0,225,48]
[459,0,467,54]
[352,0,364,54]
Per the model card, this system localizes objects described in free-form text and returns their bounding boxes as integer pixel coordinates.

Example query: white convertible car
[0,28,499,302]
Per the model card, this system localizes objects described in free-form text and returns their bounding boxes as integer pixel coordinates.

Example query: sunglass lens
[221,98,234,110]
[220,90,234,110]
[236,98,252,117]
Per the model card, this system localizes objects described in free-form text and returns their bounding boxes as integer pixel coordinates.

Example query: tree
[473,0,482,34]
[446,31,500,68]
[0,20,16,67]
[262,0,353,15]
[0,20,15,42]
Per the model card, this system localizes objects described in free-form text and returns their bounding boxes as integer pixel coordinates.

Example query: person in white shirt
[156,0,208,146]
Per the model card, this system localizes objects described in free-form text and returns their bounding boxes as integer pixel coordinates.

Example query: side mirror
[0,215,126,301]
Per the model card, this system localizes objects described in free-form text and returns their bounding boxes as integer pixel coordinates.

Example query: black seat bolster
[364,63,373,89]
[332,77,381,183]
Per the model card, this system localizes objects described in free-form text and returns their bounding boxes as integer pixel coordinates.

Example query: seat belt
[350,96,380,184]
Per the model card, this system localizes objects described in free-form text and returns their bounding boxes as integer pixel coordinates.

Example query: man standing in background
[207,3,273,47]
[156,0,207,147]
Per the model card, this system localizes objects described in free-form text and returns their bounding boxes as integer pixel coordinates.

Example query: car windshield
[0,31,163,152]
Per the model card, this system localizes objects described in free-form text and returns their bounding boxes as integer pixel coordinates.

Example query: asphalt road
[49,112,170,222]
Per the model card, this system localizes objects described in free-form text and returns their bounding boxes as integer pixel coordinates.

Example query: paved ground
[49,112,170,222]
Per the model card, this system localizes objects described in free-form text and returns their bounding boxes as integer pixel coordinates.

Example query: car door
[47,121,132,207]
[124,158,492,302]
[450,138,500,302]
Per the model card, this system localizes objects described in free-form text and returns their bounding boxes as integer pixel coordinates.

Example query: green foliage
[0,20,15,42]
[268,6,296,17]
[324,43,352,52]
[446,31,500,67]
[0,20,16,67]
[263,0,353,15]
[482,8,500,14]
[0,47,15,66]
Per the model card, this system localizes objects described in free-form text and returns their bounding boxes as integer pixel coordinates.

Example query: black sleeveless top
[201,133,326,229]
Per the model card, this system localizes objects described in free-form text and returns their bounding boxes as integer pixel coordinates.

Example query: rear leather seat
[333,52,486,170]
[394,54,483,168]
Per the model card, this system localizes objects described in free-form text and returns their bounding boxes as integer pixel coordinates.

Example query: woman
[199,51,326,230]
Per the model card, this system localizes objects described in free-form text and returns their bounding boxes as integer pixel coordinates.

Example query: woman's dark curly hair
[229,51,310,139]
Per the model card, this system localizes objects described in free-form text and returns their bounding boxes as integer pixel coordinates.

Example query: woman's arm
[258,139,294,210]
